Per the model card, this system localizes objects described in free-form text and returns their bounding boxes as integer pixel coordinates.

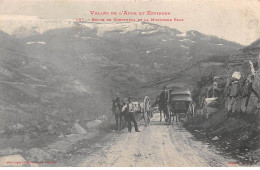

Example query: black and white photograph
[0,0,259,167]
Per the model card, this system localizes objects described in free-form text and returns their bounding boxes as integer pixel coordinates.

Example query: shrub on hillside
[192,71,215,105]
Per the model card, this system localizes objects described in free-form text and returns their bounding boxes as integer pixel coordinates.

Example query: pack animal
[112,99,125,132]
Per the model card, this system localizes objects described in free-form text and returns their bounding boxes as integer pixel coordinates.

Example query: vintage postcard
[0,0,260,167]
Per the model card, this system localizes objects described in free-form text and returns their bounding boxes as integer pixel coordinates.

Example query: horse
[112,99,125,132]
[152,97,166,122]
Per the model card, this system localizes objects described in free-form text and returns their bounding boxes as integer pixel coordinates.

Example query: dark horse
[112,99,125,132]
[152,96,168,122]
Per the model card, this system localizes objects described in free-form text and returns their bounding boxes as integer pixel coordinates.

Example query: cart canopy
[170,90,192,101]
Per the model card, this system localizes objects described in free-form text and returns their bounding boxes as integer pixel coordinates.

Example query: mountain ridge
[0,22,245,130]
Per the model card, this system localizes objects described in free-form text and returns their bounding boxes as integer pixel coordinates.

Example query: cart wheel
[143,96,151,127]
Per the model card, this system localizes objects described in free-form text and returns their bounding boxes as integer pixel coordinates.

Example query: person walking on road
[127,98,140,133]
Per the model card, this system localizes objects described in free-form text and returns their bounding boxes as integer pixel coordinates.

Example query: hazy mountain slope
[76,22,242,82]
[178,38,260,94]
[233,38,260,64]
[0,22,244,130]
[0,30,118,130]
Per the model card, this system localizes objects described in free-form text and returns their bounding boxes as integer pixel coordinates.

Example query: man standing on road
[159,86,169,105]
[127,98,140,133]
[159,86,170,120]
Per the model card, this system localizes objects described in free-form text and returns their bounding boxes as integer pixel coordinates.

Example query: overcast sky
[0,0,259,45]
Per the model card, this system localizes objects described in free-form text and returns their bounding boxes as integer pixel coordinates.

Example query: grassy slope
[185,111,260,165]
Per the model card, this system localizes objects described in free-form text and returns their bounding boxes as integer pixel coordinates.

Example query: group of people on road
[114,95,140,133]
[113,86,169,133]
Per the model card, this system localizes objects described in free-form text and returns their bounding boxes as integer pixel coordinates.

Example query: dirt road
[78,113,237,167]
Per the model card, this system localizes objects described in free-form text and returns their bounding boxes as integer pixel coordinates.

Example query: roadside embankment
[186,55,260,165]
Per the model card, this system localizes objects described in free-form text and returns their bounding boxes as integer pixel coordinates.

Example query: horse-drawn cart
[168,90,194,123]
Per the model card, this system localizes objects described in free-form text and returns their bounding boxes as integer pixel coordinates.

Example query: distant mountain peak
[186,30,202,36]
[241,38,260,53]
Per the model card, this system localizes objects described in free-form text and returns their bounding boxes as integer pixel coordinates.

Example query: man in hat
[159,86,169,120]
[127,98,140,132]
[159,86,169,105]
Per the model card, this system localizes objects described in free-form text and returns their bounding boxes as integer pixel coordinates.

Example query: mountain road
[77,113,237,167]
